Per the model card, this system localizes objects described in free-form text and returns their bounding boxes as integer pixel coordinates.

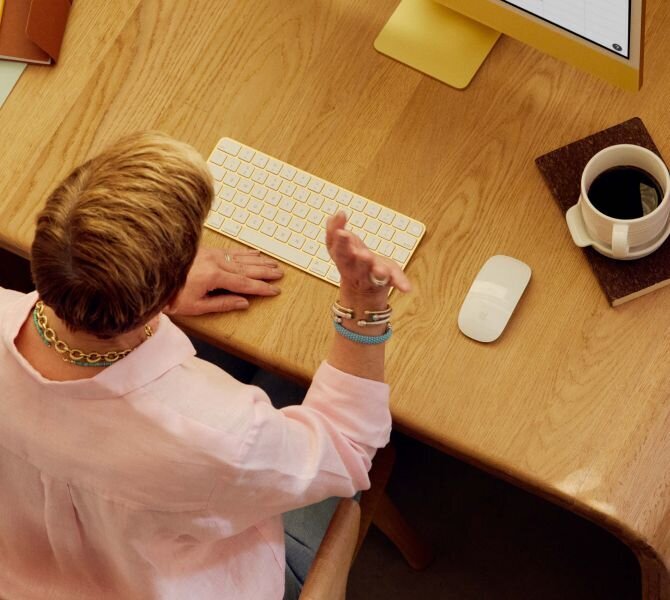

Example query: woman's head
[31,131,213,338]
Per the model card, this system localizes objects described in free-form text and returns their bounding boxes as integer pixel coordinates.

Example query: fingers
[209,270,282,297]
[195,294,250,314]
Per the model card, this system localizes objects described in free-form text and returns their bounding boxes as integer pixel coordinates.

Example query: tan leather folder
[0,0,72,64]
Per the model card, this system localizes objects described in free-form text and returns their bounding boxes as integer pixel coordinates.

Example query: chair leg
[372,491,434,571]
[356,444,434,571]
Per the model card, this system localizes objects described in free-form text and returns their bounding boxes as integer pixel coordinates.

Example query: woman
[0,132,410,599]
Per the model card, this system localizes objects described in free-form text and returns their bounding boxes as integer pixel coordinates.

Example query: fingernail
[235,299,249,309]
[271,286,281,295]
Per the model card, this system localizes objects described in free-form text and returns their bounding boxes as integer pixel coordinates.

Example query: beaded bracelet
[331,300,393,345]
[334,322,393,345]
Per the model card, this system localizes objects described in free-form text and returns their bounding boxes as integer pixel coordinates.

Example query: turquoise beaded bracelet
[334,321,392,345]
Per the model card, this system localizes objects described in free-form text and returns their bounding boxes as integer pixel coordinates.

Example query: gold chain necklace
[33,300,153,367]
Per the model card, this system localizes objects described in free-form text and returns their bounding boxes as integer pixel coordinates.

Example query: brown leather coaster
[535,117,670,306]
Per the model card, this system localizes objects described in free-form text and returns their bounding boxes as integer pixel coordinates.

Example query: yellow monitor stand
[374,0,500,89]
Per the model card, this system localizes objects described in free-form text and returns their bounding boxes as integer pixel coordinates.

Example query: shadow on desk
[350,433,641,599]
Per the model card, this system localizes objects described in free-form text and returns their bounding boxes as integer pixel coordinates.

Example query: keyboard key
[276,210,291,227]
[307,209,324,225]
[248,215,262,230]
[233,193,249,207]
[218,138,241,155]
[393,246,410,263]
[280,181,296,196]
[251,184,267,200]
[222,220,242,237]
[238,163,254,178]
[309,258,329,277]
[252,153,269,168]
[248,199,263,214]
[218,202,234,217]
[239,147,255,162]
[206,213,224,228]
[308,178,325,193]
[224,156,240,171]
[220,185,236,201]
[266,191,281,206]
[380,208,395,225]
[233,208,249,224]
[407,221,423,237]
[317,245,330,261]
[293,204,309,219]
[267,159,283,174]
[363,219,380,234]
[266,175,282,190]
[304,223,320,239]
[211,198,221,212]
[294,188,309,202]
[280,164,297,180]
[364,202,381,218]
[239,228,311,267]
[288,217,306,233]
[294,171,310,186]
[392,214,409,230]
[322,200,338,215]
[261,205,278,220]
[350,213,365,227]
[276,227,290,243]
[214,181,223,196]
[252,169,268,184]
[307,194,323,209]
[351,196,366,211]
[304,240,319,255]
[210,150,226,165]
[208,164,225,181]
[261,221,277,237]
[280,197,295,212]
[335,189,352,205]
[379,224,394,240]
[223,172,239,187]
[323,183,338,199]
[393,231,417,250]
[288,233,305,249]
[238,179,253,194]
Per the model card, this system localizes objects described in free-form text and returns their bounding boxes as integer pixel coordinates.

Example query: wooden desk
[1,1,669,596]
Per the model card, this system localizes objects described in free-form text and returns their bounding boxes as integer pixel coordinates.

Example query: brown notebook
[535,118,670,307]
[0,0,72,64]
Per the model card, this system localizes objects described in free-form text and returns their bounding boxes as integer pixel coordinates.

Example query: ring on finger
[224,253,232,263]
[369,272,389,287]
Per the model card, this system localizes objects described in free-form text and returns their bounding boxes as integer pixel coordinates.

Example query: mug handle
[611,224,629,258]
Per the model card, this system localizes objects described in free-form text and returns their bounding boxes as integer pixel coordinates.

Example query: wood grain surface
[1,1,669,596]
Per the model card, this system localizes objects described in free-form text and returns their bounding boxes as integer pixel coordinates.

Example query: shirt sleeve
[206,361,391,534]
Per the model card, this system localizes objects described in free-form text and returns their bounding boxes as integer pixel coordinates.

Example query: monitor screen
[439,0,644,90]
[503,0,630,58]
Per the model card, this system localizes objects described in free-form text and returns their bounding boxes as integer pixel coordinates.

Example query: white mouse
[458,255,531,343]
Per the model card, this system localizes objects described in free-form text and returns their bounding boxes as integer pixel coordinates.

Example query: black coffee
[588,165,664,220]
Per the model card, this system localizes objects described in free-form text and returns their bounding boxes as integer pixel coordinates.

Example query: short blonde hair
[31,131,213,337]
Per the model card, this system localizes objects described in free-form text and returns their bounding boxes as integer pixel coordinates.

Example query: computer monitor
[374,0,644,91]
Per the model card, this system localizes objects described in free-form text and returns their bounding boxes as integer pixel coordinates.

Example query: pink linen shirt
[0,288,391,599]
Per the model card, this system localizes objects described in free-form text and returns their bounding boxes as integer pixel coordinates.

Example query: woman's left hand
[165,247,283,316]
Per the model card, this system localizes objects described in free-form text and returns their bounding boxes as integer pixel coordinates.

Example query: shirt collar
[3,291,196,399]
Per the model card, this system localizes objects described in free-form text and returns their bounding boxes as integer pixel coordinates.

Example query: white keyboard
[204,138,426,286]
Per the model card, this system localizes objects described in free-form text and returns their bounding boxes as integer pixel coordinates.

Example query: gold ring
[224,253,232,263]
[369,272,389,287]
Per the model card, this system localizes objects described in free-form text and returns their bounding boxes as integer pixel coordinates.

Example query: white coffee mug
[565,144,670,259]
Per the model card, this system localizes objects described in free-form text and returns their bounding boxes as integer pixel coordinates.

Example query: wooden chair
[300,444,434,599]
[300,498,361,600]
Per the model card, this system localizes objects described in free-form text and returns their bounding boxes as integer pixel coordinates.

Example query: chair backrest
[299,498,361,600]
